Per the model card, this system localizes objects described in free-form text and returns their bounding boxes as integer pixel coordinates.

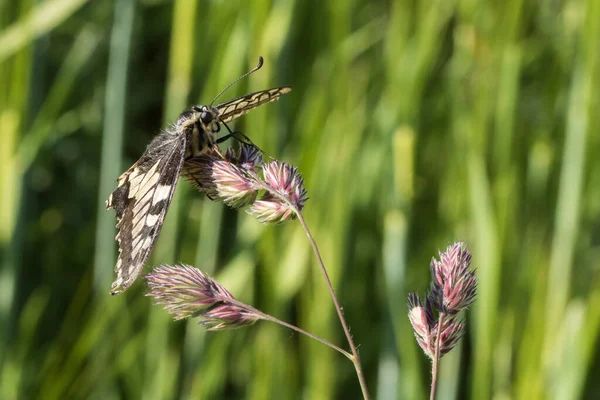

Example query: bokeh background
[1,0,600,399]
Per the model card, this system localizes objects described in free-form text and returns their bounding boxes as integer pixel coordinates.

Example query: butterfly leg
[217,122,273,159]
[217,121,254,145]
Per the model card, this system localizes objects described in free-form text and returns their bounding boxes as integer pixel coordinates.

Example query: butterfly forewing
[216,86,292,123]
[107,132,187,295]
[107,81,291,294]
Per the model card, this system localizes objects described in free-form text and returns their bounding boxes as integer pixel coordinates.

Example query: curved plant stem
[225,298,352,359]
[295,211,370,400]
[250,178,370,398]
[430,313,444,400]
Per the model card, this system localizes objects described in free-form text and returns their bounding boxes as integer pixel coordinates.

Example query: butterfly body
[176,107,220,158]
[107,85,291,295]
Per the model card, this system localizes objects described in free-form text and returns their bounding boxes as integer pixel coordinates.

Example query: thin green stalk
[251,170,370,399]
[225,298,352,360]
[295,212,370,400]
[430,313,444,400]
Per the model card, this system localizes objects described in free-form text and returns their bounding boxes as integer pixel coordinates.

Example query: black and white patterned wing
[106,132,186,295]
[216,86,292,123]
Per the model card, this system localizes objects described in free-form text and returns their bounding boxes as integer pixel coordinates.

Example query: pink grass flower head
[182,147,260,209]
[146,264,259,331]
[183,143,308,224]
[429,242,477,314]
[227,144,264,171]
[248,161,308,223]
[407,242,477,359]
[431,314,465,357]
[407,293,435,358]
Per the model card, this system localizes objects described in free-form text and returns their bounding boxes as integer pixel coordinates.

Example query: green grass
[1,0,600,399]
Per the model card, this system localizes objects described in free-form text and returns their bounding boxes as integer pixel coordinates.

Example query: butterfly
[106,57,291,295]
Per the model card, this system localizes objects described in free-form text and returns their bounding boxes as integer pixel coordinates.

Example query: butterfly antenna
[210,56,264,106]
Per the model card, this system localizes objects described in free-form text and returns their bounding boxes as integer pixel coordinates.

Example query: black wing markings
[216,86,292,123]
[106,132,186,295]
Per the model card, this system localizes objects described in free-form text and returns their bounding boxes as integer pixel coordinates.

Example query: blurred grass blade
[0,0,88,63]
[545,0,599,389]
[380,127,424,400]
[144,0,198,398]
[0,288,49,399]
[468,155,500,399]
[0,108,20,359]
[382,210,425,400]
[90,0,135,398]
[17,28,100,173]
[180,201,222,397]
[93,0,135,292]
[544,65,589,350]
[552,300,589,400]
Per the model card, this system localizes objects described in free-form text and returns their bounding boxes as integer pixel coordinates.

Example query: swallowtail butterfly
[106,57,291,295]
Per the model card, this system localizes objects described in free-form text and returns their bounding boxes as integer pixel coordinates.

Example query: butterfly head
[192,105,221,135]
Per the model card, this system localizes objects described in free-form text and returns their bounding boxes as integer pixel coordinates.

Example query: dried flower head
[146,264,259,331]
[407,242,477,360]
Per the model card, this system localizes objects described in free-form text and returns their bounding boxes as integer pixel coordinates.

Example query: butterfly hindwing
[217,86,292,123]
[107,132,187,295]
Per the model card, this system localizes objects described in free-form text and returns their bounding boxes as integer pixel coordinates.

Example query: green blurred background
[1,0,600,399]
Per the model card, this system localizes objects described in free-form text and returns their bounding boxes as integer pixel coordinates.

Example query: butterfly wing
[106,132,186,295]
[216,86,292,123]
